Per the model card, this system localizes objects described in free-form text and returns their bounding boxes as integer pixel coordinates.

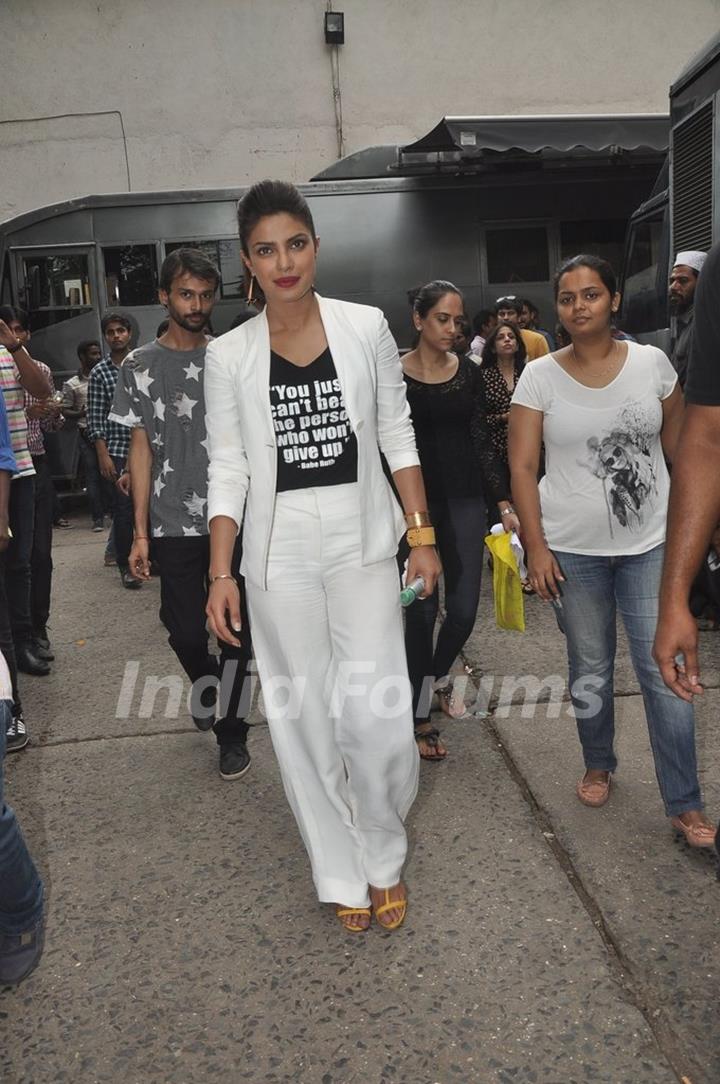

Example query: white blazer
[205,294,420,590]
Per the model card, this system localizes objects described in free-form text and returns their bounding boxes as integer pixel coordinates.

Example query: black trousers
[30,455,54,634]
[401,495,486,723]
[0,550,21,715]
[78,431,106,523]
[6,476,35,649]
[110,454,133,570]
[152,535,251,745]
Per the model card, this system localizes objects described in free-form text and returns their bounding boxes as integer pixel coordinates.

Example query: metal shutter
[672,101,714,253]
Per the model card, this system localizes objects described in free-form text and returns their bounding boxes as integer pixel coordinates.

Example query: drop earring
[247,274,256,305]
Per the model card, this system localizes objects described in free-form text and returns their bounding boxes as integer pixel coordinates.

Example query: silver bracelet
[209,573,237,585]
[500,506,515,516]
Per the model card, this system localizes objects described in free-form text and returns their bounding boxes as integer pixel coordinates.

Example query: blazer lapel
[253,309,275,445]
[317,294,358,428]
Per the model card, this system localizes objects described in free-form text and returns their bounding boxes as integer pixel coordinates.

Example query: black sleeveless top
[403,356,509,503]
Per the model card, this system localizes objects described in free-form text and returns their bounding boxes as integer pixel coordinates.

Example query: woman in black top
[479,321,527,464]
[402,281,519,759]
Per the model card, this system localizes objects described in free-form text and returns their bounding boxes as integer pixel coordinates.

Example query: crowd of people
[1,178,718,983]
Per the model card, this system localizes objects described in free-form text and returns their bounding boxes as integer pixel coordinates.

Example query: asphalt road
[2,521,718,1084]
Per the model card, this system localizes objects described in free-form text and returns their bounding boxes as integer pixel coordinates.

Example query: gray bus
[620,31,720,348]
[1,113,667,377]
[0,113,666,480]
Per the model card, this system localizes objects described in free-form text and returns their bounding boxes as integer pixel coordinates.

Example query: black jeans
[30,455,54,634]
[402,496,486,723]
[110,454,133,571]
[78,431,105,523]
[6,476,35,648]
[152,535,251,745]
[0,552,21,715]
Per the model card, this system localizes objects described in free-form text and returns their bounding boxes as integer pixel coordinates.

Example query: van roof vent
[672,101,713,253]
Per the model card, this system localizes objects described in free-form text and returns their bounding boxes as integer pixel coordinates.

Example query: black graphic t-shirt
[270,347,358,492]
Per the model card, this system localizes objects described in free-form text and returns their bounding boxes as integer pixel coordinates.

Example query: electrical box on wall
[324,11,344,45]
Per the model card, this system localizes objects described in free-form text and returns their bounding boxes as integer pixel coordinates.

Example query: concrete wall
[1,0,719,221]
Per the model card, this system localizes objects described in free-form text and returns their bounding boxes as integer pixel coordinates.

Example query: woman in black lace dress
[479,321,527,465]
[402,281,520,760]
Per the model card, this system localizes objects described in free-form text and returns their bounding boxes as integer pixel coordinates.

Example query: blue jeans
[0,700,44,935]
[553,544,702,817]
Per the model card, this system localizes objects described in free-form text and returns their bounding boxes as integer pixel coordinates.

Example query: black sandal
[414,726,447,761]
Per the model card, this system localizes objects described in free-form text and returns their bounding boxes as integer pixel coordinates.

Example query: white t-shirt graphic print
[511,343,677,556]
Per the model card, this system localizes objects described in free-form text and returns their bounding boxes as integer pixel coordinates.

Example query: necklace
[571,338,621,379]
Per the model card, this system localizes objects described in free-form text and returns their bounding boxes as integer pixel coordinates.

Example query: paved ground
[2,521,719,1084]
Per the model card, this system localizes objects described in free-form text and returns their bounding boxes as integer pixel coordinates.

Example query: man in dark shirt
[668,250,707,389]
[87,313,141,588]
[655,241,720,697]
[112,249,252,781]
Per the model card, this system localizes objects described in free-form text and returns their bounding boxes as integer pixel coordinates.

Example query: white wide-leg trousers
[246,483,419,908]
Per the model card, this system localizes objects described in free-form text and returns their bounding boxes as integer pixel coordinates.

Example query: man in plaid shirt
[87,313,141,589]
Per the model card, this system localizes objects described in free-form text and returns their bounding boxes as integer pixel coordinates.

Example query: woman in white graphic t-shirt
[509,254,714,848]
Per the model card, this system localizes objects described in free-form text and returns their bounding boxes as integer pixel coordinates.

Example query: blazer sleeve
[373,309,420,473]
[205,338,251,531]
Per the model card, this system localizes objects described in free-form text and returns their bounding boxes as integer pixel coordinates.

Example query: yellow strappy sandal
[374,889,408,931]
[335,906,372,933]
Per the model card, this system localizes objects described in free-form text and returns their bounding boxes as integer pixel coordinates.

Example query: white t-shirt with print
[511,343,677,556]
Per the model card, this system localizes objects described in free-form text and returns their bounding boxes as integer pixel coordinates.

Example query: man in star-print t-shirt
[109,248,253,781]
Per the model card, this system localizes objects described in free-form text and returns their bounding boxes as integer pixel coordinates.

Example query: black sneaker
[15,644,50,676]
[6,713,28,753]
[120,569,142,590]
[0,920,45,985]
[191,682,217,732]
[219,741,251,781]
[32,639,54,663]
[92,520,104,532]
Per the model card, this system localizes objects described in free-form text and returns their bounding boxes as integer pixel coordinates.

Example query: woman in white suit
[205,181,441,932]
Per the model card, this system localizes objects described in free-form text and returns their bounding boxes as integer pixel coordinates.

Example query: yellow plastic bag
[485,531,525,632]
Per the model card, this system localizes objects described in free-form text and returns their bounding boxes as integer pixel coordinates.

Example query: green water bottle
[400,575,425,607]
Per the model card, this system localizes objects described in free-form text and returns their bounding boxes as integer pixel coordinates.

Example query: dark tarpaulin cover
[400,115,669,155]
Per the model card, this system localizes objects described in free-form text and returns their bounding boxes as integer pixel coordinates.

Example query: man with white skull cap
[668,250,707,388]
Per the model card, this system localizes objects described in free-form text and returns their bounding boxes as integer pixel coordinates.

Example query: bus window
[486,226,549,284]
[560,220,627,273]
[164,240,243,299]
[18,251,92,329]
[103,245,158,306]
[621,210,668,336]
[1,253,12,306]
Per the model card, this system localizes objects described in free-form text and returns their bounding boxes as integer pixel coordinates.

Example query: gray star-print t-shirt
[109,340,209,538]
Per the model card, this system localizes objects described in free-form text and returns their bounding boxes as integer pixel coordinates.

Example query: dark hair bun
[408,279,462,318]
